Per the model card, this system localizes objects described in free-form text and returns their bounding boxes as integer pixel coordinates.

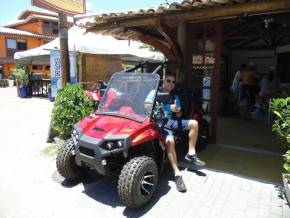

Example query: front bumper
[74,134,130,175]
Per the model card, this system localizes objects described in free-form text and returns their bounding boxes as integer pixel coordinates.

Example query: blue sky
[0,0,181,25]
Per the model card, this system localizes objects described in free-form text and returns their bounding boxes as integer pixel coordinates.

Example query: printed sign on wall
[50,50,77,97]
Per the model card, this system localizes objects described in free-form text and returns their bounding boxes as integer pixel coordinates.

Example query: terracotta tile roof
[4,16,58,27]
[4,14,73,28]
[0,27,55,39]
[17,10,58,20]
[76,0,257,28]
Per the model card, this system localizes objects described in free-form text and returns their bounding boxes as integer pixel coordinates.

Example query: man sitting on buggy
[145,72,206,192]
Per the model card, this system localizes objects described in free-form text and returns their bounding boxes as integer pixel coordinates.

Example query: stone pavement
[0,87,289,218]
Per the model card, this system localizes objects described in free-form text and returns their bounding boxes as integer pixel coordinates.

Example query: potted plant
[271,97,290,203]
[47,83,54,102]
[12,65,30,98]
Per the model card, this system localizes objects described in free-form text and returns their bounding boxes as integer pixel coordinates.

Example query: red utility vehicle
[56,65,209,208]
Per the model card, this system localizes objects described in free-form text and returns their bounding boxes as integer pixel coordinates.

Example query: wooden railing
[30,79,50,97]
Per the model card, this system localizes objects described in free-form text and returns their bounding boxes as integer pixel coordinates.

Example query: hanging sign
[32,0,86,15]
[50,50,77,97]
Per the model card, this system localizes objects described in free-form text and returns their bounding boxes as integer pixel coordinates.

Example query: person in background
[231,64,247,101]
[258,66,281,112]
[239,64,260,121]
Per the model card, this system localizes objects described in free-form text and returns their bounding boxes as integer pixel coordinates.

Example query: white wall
[228,44,290,81]
[231,50,277,78]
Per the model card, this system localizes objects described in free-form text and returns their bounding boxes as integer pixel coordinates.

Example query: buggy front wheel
[118,156,158,208]
[56,138,82,180]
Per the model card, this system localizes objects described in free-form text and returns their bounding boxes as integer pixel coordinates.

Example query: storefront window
[6,39,16,49]
[6,38,27,50]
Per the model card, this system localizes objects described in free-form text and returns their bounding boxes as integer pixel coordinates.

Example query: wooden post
[177,22,190,85]
[209,22,223,143]
[177,22,192,116]
[58,13,70,86]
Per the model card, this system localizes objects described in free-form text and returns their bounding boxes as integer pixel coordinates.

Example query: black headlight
[101,140,125,151]
[71,128,79,141]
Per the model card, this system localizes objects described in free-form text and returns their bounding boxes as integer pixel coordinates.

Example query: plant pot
[8,79,14,87]
[282,173,290,204]
[26,86,32,96]
[19,87,28,98]
[48,91,55,102]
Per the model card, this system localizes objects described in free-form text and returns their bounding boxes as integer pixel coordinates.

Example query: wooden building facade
[77,0,290,142]
[0,10,73,78]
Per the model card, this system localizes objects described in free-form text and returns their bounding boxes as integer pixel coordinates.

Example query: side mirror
[156,92,171,103]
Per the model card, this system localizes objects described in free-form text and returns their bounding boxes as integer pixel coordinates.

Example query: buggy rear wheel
[56,138,82,180]
[118,156,158,208]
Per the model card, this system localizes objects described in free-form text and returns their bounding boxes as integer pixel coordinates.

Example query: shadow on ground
[199,145,283,184]
[122,166,172,217]
[53,167,172,215]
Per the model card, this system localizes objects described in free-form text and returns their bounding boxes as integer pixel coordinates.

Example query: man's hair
[241,65,254,73]
[240,64,247,71]
[165,70,176,79]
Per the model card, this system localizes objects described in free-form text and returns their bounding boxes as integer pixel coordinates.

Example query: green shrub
[271,97,290,173]
[11,65,30,87]
[51,83,95,139]
[284,150,290,173]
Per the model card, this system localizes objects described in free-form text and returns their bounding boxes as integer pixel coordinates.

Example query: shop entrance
[217,11,290,153]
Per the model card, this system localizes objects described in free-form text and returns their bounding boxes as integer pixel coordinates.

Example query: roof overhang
[79,0,290,33]
[77,0,290,59]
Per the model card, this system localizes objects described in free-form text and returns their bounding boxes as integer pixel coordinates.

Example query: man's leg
[166,135,187,192]
[185,120,206,167]
[166,136,179,172]
[188,120,199,152]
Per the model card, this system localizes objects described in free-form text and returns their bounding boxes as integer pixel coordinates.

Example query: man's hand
[170,100,181,113]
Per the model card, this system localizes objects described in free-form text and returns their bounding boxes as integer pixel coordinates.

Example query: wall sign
[50,50,77,97]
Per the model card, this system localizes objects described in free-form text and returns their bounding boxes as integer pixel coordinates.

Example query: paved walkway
[0,87,289,218]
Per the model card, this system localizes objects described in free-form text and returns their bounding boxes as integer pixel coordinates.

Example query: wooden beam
[233,45,276,51]
[128,27,164,41]
[156,20,182,59]
[256,26,272,46]
[138,35,176,60]
[223,34,261,41]
[224,19,262,37]
[231,37,261,49]
[87,0,290,32]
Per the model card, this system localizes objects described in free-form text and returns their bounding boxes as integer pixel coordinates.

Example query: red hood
[78,114,144,139]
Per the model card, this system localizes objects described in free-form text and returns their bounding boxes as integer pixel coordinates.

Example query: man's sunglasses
[166,79,176,84]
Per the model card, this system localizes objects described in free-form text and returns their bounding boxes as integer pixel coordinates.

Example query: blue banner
[50,50,77,97]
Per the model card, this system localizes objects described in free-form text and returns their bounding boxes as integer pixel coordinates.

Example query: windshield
[97,72,160,122]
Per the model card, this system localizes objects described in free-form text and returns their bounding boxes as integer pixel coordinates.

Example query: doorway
[216,12,290,153]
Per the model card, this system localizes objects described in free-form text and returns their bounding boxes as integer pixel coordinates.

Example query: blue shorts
[162,119,190,141]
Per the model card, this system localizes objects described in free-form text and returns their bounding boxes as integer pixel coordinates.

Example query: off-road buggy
[56,64,209,208]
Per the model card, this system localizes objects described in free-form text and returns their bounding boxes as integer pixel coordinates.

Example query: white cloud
[85,2,94,14]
